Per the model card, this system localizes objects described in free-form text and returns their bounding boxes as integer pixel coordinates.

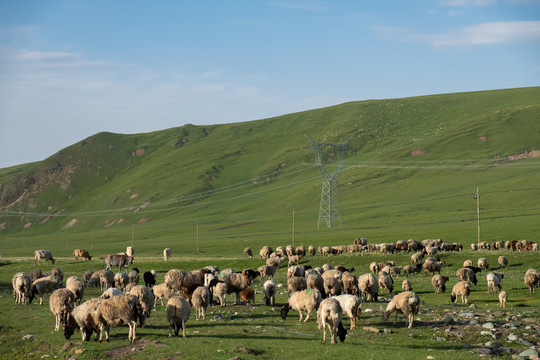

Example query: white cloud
[439,0,496,6]
[269,0,329,11]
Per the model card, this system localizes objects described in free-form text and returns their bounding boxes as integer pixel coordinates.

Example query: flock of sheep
[10,238,540,346]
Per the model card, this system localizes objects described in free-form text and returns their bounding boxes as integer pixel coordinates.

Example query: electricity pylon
[306,134,351,228]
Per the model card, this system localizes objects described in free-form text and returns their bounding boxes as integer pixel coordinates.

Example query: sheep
[308,245,316,256]
[101,287,123,299]
[381,291,420,329]
[402,279,412,292]
[66,276,84,305]
[369,262,379,274]
[378,272,394,295]
[49,288,75,331]
[128,268,139,284]
[524,268,539,293]
[163,247,172,261]
[280,288,322,322]
[332,294,362,330]
[240,287,255,305]
[456,267,478,286]
[64,297,103,341]
[259,245,273,259]
[287,276,307,297]
[403,264,422,276]
[30,268,43,282]
[143,270,156,287]
[486,272,504,293]
[296,246,306,257]
[73,249,92,261]
[192,286,211,320]
[451,281,471,304]
[126,246,134,257]
[95,294,142,342]
[224,269,257,304]
[258,265,276,281]
[12,272,31,305]
[262,280,277,306]
[152,283,174,306]
[166,296,191,337]
[358,273,379,302]
[306,273,325,297]
[431,275,449,293]
[423,259,444,277]
[29,276,62,305]
[114,272,129,291]
[287,254,302,266]
[212,281,228,307]
[34,249,55,266]
[43,267,64,285]
[128,285,154,328]
[496,290,507,309]
[498,256,508,268]
[341,272,358,295]
[82,270,94,287]
[317,298,348,344]
[288,265,305,278]
[410,252,423,264]
[471,243,478,251]
[322,270,343,297]
[87,269,114,290]
[477,257,489,270]
[243,247,252,258]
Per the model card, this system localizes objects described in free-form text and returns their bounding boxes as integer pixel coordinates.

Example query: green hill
[1,87,539,257]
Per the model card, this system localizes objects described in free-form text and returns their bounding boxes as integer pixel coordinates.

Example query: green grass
[0,249,538,359]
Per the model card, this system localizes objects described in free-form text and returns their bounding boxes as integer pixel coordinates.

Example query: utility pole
[292,209,295,247]
[131,224,135,248]
[90,227,93,251]
[196,218,199,254]
[474,187,480,243]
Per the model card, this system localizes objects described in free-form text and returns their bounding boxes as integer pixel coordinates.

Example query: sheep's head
[280,303,290,319]
[63,314,76,339]
[381,309,389,323]
[337,322,348,342]
[28,286,36,303]
[450,294,457,303]
[51,258,56,265]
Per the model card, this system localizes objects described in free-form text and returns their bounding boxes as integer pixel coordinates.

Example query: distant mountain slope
[1,87,539,245]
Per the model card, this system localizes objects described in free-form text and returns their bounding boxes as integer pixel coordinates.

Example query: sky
[1,0,539,169]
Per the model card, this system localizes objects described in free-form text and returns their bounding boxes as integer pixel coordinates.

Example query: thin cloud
[269,0,329,11]
[439,0,496,6]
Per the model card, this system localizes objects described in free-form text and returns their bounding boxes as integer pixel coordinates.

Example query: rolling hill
[1,87,539,257]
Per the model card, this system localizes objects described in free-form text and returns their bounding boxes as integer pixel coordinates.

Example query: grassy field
[0,247,538,360]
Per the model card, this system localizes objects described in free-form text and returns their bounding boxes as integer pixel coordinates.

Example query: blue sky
[1,0,539,168]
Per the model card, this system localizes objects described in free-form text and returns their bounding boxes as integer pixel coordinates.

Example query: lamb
[410,252,424,264]
[451,281,472,304]
[212,281,228,307]
[524,268,539,293]
[128,268,139,284]
[280,288,322,322]
[29,276,62,305]
[143,270,156,287]
[332,294,362,330]
[114,272,129,290]
[64,297,103,341]
[486,272,504,293]
[262,280,277,306]
[431,274,449,293]
[34,249,55,266]
[381,291,420,329]
[378,272,394,295]
[163,247,172,261]
[66,276,84,305]
[496,291,507,309]
[317,298,348,344]
[369,262,379,273]
[49,288,75,331]
[128,285,154,328]
[101,287,123,299]
[95,294,142,342]
[463,259,473,268]
[357,273,379,302]
[402,279,412,292]
[243,247,252,258]
[240,287,255,305]
[152,283,174,306]
[258,265,276,281]
[192,286,211,320]
[477,257,489,270]
[498,256,508,268]
[166,296,191,337]
[12,272,31,304]
[287,276,307,297]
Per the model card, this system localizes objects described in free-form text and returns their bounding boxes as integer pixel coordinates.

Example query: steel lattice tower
[306,134,351,228]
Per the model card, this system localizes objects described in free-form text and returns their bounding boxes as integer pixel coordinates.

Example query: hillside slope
[1,87,539,256]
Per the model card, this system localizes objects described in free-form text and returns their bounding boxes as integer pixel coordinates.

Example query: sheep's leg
[322,320,327,343]
[304,310,311,323]
[130,320,136,342]
[351,316,356,330]
[182,319,186,338]
[55,314,60,331]
[39,295,43,305]
[330,323,337,344]
[408,314,413,328]
[298,310,303,322]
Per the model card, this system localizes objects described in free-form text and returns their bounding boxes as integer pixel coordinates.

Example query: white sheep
[381,291,420,328]
[287,276,307,297]
[358,273,379,302]
[114,272,129,291]
[431,275,449,293]
[477,257,489,270]
[332,294,362,330]
[401,279,412,292]
[49,288,75,331]
[451,281,471,304]
[306,273,325,296]
[212,281,228,307]
[95,294,142,342]
[498,256,508,268]
[163,247,172,261]
[128,268,139,284]
[12,272,31,305]
[167,296,191,337]
[64,297,103,341]
[29,276,62,305]
[341,272,358,296]
[280,288,322,322]
[128,285,154,328]
[258,265,276,281]
[378,271,394,294]
[101,287,123,299]
[66,276,84,305]
[34,249,55,266]
[152,283,174,306]
[262,280,277,306]
[192,286,211,320]
[486,272,503,294]
[317,298,347,344]
[524,268,539,293]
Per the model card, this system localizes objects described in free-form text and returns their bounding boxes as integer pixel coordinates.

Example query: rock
[442,316,455,324]
[383,328,392,334]
[519,339,534,346]
[522,318,536,324]
[476,347,493,355]
[492,311,503,317]
[459,312,475,318]
[519,348,539,358]
[481,331,493,336]
[61,342,71,352]
[427,356,435,359]
[363,326,382,334]
[485,341,500,348]
[462,343,471,349]
[508,334,519,341]
[214,314,223,321]
[483,322,495,329]
[364,308,373,313]
[469,319,479,325]
[74,349,85,355]
[469,304,477,309]
[512,355,524,360]
[22,335,34,341]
